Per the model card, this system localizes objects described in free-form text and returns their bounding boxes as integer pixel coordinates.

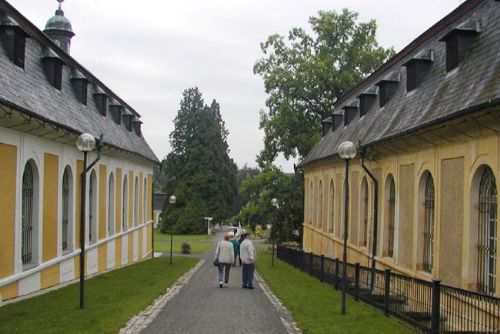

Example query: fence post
[354,263,360,301]
[431,280,441,334]
[334,258,340,290]
[309,252,314,276]
[384,269,391,316]
[320,255,325,282]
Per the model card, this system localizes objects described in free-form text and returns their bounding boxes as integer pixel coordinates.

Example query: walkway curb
[256,271,303,334]
[119,259,206,334]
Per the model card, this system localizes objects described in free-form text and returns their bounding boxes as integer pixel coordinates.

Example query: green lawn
[256,250,414,334]
[0,257,198,334]
[154,229,214,254]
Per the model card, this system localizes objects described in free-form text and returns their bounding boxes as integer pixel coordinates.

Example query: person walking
[231,236,241,266]
[240,232,256,289]
[214,233,234,288]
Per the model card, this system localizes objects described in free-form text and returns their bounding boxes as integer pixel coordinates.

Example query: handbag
[213,242,221,266]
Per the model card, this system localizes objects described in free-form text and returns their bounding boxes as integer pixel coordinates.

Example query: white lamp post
[204,217,213,236]
[338,140,357,315]
[168,195,176,265]
[76,133,101,309]
[271,198,279,267]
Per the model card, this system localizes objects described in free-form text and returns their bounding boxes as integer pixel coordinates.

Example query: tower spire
[44,0,74,54]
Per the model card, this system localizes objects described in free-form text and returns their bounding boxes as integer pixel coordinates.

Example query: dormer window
[403,50,434,92]
[0,19,27,68]
[439,21,480,72]
[110,104,123,125]
[343,102,359,126]
[358,88,377,117]
[331,111,344,132]
[376,73,399,108]
[321,117,332,137]
[93,89,108,116]
[70,72,88,105]
[133,118,142,137]
[123,114,133,132]
[41,52,63,90]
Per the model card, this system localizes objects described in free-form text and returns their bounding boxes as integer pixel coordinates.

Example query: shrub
[181,242,191,254]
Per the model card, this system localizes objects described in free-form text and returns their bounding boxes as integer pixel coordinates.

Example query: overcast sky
[10,0,463,171]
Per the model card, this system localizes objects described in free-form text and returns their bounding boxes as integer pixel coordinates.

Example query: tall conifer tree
[161,87,237,234]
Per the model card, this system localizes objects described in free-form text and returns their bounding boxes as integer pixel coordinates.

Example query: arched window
[108,173,115,236]
[477,167,497,295]
[143,178,147,223]
[134,177,139,227]
[385,174,396,257]
[360,177,369,247]
[423,173,435,273]
[89,171,97,244]
[328,180,334,233]
[309,181,313,225]
[122,176,128,231]
[22,160,38,265]
[62,166,73,251]
[318,181,323,230]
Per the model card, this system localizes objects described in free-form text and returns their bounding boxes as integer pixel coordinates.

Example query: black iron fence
[276,245,500,333]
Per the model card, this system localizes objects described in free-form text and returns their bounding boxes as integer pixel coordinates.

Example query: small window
[423,173,435,273]
[0,25,26,68]
[385,174,396,257]
[343,106,358,126]
[358,93,376,117]
[94,92,108,116]
[360,177,369,247]
[123,114,133,132]
[42,56,63,90]
[143,178,148,223]
[110,105,122,125]
[133,119,142,137]
[321,117,332,137]
[22,161,35,264]
[377,81,398,108]
[71,78,88,105]
[439,24,480,72]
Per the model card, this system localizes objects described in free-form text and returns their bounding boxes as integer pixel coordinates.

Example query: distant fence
[277,245,500,334]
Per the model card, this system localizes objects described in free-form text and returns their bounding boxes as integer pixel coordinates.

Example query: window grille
[318,181,323,230]
[478,168,497,295]
[62,168,69,251]
[22,163,34,264]
[329,181,334,233]
[388,177,396,257]
[423,174,435,272]
[362,179,369,247]
[108,175,114,236]
[134,178,139,227]
[89,174,95,243]
[122,178,128,231]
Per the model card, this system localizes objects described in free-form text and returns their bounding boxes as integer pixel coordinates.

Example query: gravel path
[141,235,293,334]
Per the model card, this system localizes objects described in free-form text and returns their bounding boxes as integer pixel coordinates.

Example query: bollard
[384,269,391,316]
[334,258,340,290]
[354,263,360,301]
[431,280,441,334]
[320,255,325,282]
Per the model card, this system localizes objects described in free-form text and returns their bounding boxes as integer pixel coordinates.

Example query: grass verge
[256,250,414,334]
[155,241,213,254]
[154,229,214,254]
[0,257,198,334]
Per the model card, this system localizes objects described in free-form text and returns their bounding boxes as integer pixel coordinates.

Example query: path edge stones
[119,259,206,334]
[255,271,303,334]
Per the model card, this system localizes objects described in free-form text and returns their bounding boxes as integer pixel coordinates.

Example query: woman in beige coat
[214,233,235,288]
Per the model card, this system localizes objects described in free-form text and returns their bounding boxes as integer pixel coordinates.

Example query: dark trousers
[242,263,255,288]
[218,263,231,283]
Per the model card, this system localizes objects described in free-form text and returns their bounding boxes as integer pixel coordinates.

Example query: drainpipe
[360,145,378,291]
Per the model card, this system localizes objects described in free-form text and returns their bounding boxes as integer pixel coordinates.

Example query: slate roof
[299,0,500,168]
[0,0,159,163]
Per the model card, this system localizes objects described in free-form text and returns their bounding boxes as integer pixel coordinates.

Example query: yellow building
[300,0,499,297]
[0,1,157,302]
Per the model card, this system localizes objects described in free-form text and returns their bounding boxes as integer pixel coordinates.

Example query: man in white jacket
[239,233,256,289]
